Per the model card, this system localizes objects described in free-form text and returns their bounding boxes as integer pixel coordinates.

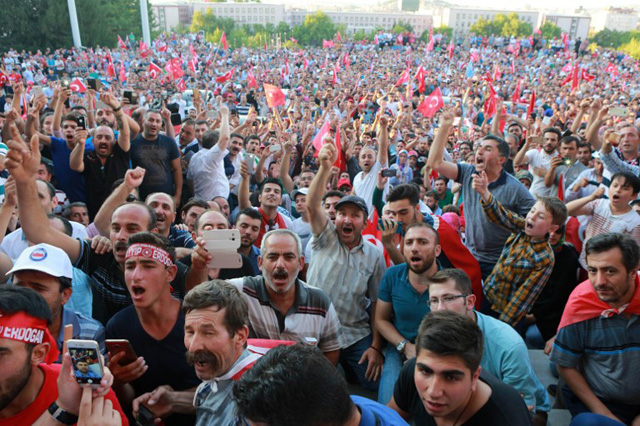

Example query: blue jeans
[339,334,380,392]
[378,344,405,404]
[570,413,625,426]
[525,324,545,349]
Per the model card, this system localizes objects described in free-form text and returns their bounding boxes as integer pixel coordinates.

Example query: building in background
[440,8,540,36]
[542,14,590,40]
[288,10,432,35]
[591,7,639,33]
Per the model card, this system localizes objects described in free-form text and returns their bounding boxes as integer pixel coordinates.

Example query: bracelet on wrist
[369,345,383,355]
[112,106,122,112]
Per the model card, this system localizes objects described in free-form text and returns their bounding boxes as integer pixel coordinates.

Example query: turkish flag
[140,41,151,58]
[336,31,341,42]
[415,66,426,93]
[483,83,498,118]
[247,70,258,89]
[322,40,334,48]
[264,83,285,108]
[312,120,331,154]
[605,62,618,76]
[511,79,521,105]
[70,78,87,93]
[215,68,235,83]
[117,35,128,50]
[362,209,391,267]
[492,63,501,81]
[395,67,411,86]
[426,37,434,52]
[165,58,183,80]
[580,69,595,82]
[417,87,444,118]
[157,42,168,52]
[221,32,228,50]
[177,78,186,92]
[189,56,198,73]
[148,62,161,79]
[447,40,454,60]
[343,53,350,69]
[334,123,346,173]
[561,63,573,73]
[0,72,8,86]
[119,63,126,83]
[571,65,580,90]
[527,90,536,118]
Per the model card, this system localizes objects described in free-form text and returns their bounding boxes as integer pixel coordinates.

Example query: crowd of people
[0,28,639,426]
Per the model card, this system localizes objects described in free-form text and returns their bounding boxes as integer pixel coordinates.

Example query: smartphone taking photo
[67,339,104,388]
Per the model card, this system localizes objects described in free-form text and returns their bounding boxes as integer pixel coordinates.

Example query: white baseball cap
[7,243,73,279]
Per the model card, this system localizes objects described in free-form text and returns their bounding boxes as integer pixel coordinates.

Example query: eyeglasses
[426,294,468,308]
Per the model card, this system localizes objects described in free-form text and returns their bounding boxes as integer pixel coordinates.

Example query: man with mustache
[132,280,257,426]
[106,232,200,426]
[550,233,640,425]
[306,137,387,392]
[69,93,131,219]
[514,127,562,197]
[227,229,342,364]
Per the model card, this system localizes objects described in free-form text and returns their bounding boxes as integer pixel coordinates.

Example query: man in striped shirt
[227,229,342,364]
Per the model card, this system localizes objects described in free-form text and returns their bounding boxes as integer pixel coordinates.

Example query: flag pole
[67,0,82,47]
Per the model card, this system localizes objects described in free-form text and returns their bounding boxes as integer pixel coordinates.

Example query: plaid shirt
[481,195,554,326]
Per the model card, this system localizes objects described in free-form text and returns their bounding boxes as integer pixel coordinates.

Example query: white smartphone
[245,153,255,174]
[269,144,282,153]
[609,107,628,117]
[206,251,243,269]
[67,339,104,388]
[542,116,552,125]
[202,229,241,251]
[31,86,44,100]
[206,110,218,119]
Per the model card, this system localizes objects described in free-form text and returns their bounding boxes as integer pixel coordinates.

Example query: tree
[540,21,561,39]
[501,13,532,37]
[435,25,453,38]
[470,17,495,37]
[0,0,155,52]
[291,11,336,46]
[592,29,636,48]
[620,38,640,59]
[392,21,414,34]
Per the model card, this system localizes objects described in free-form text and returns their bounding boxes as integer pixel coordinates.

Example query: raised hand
[5,135,41,183]
[124,167,146,190]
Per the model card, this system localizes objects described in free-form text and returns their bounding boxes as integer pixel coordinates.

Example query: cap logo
[29,248,48,262]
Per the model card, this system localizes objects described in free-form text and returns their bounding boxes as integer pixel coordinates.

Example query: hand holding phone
[67,339,104,388]
[202,229,243,269]
[106,339,138,366]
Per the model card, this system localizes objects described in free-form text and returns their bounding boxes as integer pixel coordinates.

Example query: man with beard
[129,110,182,203]
[428,109,535,279]
[106,232,200,426]
[375,223,441,405]
[514,127,562,197]
[353,115,389,216]
[426,269,551,425]
[306,138,386,392]
[234,208,263,275]
[6,139,200,324]
[0,286,126,425]
[187,107,230,202]
[227,229,342,363]
[131,280,256,426]
[550,233,640,425]
[69,93,131,219]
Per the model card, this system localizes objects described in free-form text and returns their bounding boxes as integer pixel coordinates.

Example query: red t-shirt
[0,363,128,426]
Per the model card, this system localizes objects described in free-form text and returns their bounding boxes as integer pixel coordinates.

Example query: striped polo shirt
[227,276,343,352]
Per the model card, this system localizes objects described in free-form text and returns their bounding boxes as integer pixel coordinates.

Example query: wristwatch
[396,339,409,353]
[48,401,79,425]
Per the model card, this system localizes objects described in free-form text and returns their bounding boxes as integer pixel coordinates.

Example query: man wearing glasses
[425,268,551,426]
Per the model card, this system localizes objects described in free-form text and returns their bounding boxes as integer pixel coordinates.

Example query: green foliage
[620,38,640,59]
[592,28,640,48]
[353,29,374,42]
[191,9,235,35]
[0,0,156,52]
[435,25,453,38]
[539,21,561,39]
[291,11,336,47]
[470,13,532,37]
[392,21,414,34]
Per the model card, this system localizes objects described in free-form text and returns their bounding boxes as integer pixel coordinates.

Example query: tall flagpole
[67,0,82,47]
[140,0,151,46]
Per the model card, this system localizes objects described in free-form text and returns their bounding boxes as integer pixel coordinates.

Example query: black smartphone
[87,78,102,91]
[136,405,156,426]
[170,113,182,126]
[76,115,86,130]
[123,90,138,105]
[381,169,397,178]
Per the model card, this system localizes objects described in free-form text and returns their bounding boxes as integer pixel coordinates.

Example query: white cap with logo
[7,243,73,279]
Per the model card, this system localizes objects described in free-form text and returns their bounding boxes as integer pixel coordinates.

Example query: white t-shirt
[291,217,311,261]
[187,145,230,200]
[524,148,559,198]
[0,222,88,261]
[353,160,388,218]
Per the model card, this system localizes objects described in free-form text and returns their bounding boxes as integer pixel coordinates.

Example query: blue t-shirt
[50,136,94,203]
[378,264,431,342]
[351,395,410,425]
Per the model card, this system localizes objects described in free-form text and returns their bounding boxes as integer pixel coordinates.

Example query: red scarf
[558,276,640,330]
[255,208,288,247]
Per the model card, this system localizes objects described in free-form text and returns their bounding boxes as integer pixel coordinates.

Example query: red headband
[0,311,59,364]
[125,243,174,267]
